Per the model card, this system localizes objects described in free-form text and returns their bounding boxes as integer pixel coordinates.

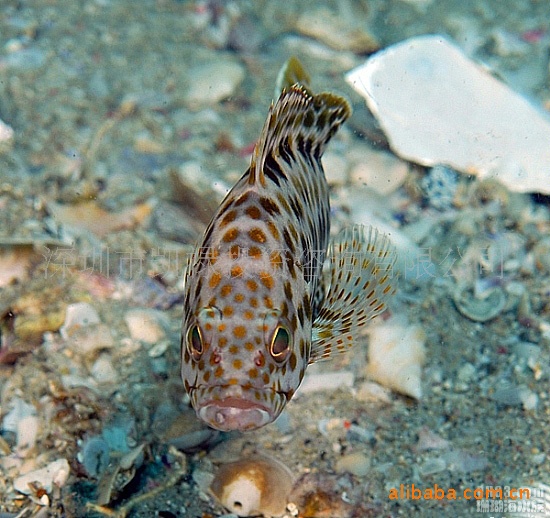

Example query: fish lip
[191,385,283,432]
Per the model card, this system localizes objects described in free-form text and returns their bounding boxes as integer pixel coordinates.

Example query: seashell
[13,458,70,495]
[453,285,506,322]
[365,316,426,399]
[289,472,361,518]
[210,455,294,517]
[346,35,550,194]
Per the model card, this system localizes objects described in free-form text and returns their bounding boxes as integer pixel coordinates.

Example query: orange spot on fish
[248,246,262,259]
[221,284,233,297]
[245,206,262,219]
[270,251,282,269]
[231,265,243,278]
[220,210,237,227]
[223,228,239,243]
[249,227,267,243]
[267,221,280,240]
[233,325,247,339]
[260,272,274,289]
[235,192,249,206]
[209,272,222,289]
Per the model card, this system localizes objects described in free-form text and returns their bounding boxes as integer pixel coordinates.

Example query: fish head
[182,294,310,432]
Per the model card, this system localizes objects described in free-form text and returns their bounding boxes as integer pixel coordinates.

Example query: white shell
[210,456,294,517]
[365,316,426,399]
[13,458,70,495]
[346,35,550,194]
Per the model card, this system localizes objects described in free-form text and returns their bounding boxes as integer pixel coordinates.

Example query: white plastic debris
[346,35,550,194]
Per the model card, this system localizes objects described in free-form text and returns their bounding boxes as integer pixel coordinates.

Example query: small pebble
[2,47,47,70]
[416,427,450,452]
[16,415,39,457]
[355,381,392,404]
[418,457,447,475]
[490,384,535,407]
[90,354,119,384]
[124,309,166,344]
[295,8,378,53]
[2,398,37,433]
[298,371,355,394]
[0,118,14,154]
[420,165,458,210]
[442,450,488,473]
[185,59,245,108]
[457,363,476,382]
[335,452,371,477]
[60,302,101,339]
[66,323,115,357]
[349,147,409,195]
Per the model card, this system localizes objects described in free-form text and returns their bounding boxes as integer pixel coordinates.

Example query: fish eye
[187,324,204,361]
[270,326,291,361]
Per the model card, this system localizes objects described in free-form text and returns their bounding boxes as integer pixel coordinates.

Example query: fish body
[181,59,396,431]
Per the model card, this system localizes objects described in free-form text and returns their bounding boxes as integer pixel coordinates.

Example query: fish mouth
[191,385,285,432]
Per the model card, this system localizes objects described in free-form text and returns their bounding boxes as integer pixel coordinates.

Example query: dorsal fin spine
[247,85,351,186]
